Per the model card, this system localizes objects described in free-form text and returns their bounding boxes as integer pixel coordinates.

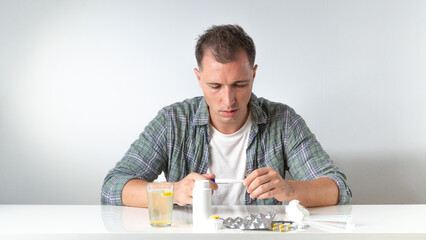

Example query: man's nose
[223,87,236,108]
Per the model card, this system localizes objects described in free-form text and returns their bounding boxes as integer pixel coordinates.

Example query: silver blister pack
[223,212,276,230]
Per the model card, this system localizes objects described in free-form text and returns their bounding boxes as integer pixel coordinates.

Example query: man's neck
[210,108,251,134]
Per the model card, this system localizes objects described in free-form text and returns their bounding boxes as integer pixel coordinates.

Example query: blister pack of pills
[222,212,277,230]
[269,221,297,232]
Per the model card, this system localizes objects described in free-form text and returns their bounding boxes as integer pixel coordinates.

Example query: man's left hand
[243,167,294,202]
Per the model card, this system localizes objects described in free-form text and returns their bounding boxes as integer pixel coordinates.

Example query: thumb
[201,173,218,190]
[202,173,216,179]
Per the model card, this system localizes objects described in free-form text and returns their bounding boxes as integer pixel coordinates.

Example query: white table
[0,204,425,239]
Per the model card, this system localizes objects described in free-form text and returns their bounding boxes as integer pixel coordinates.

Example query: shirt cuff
[326,175,352,205]
[101,174,137,206]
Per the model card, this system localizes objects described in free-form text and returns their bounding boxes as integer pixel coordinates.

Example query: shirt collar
[192,97,210,126]
[249,93,268,125]
[192,93,267,127]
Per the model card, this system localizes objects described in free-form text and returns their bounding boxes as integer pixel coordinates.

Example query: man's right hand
[173,173,217,206]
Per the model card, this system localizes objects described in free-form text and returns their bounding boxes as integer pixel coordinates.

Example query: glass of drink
[146,182,174,227]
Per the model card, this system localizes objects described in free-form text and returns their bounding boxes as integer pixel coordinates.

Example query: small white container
[193,180,212,229]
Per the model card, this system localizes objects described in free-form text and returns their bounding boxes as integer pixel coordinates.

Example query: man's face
[194,50,257,134]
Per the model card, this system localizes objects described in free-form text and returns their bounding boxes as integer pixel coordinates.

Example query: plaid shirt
[102,94,352,205]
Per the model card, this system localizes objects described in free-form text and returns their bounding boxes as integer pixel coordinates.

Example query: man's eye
[235,84,247,88]
[210,85,220,89]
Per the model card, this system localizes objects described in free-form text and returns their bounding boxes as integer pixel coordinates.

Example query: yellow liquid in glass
[147,189,174,227]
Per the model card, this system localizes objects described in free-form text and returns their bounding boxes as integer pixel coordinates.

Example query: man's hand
[243,167,294,202]
[173,172,217,206]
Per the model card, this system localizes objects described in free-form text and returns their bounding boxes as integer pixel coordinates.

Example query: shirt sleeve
[101,110,168,205]
[284,107,352,204]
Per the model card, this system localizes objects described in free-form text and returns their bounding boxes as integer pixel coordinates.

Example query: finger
[209,181,218,190]
[180,192,193,206]
[177,199,188,206]
[202,173,216,179]
[249,181,275,199]
[189,173,218,190]
[191,173,211,181]
[201,173,218,190]
[246,172,271,194]
[178,197,192,206]
[255,188,277,200]
[204,173,218,190]
[243,167,270,187]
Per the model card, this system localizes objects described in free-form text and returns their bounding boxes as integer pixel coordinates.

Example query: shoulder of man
[158,96,204,115]
[251,95,298,122]
[152,96,208,128]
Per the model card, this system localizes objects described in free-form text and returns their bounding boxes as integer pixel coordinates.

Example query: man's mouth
[220,109,238,117]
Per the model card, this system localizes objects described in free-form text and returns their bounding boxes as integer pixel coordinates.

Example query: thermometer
[212,179,244,184]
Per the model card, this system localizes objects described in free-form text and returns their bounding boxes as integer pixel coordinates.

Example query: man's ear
[194,68,201,82]
[253,64,258,80]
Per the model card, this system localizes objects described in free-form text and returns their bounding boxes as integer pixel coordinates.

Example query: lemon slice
[162,191,174,197]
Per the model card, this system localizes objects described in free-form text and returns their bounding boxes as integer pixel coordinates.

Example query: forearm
[122,173,218,207]
[122,179,149,208]
[286,177,339,207]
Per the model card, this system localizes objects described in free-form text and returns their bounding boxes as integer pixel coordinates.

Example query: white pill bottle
[192,180,212,229]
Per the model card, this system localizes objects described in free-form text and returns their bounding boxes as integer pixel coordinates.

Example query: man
[102,25,352,207]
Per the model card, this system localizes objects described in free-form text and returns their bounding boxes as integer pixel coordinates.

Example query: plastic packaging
[192,180,212,229]
[222,212,277,230]
[222,213,300,232]
[208,215,223,230]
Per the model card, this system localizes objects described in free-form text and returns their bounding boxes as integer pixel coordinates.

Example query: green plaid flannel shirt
[102,94,352,205]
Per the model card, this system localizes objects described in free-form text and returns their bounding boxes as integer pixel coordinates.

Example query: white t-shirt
[207,113,252,205]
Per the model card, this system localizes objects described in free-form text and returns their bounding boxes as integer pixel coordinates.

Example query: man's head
[194,25,258,134]
[195,24,256,69]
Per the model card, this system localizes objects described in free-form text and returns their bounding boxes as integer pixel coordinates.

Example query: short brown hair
[195,24,256,69]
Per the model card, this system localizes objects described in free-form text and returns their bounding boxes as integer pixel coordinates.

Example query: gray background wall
[1,0,425,204]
